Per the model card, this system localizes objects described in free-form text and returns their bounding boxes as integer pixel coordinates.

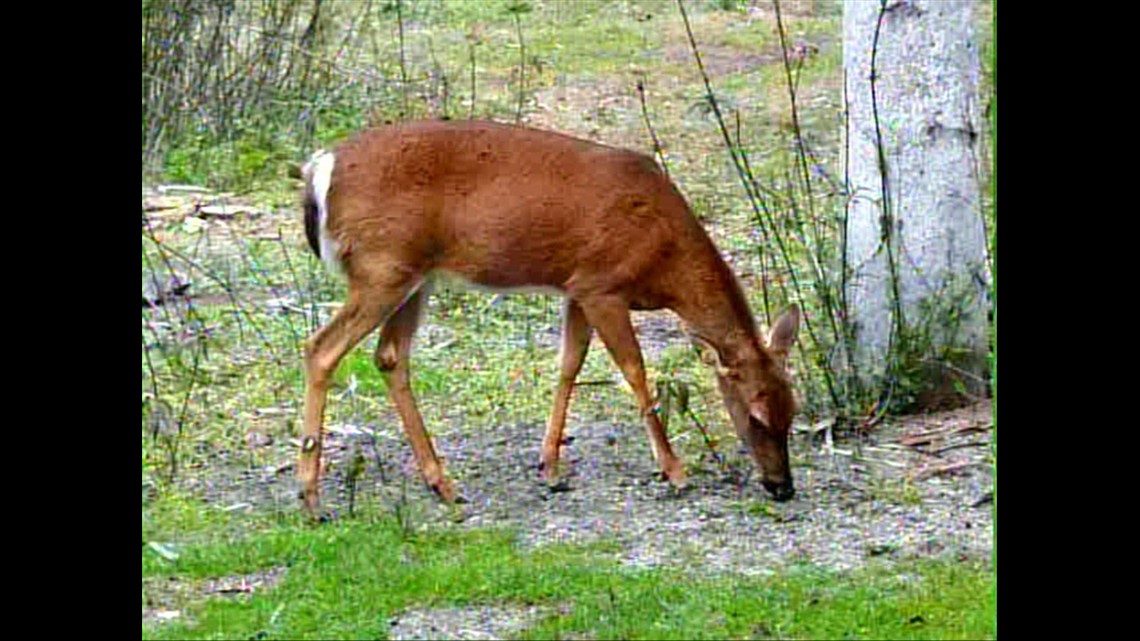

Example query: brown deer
[297,120,801,517]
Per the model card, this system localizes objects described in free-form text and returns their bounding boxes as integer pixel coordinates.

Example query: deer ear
[766,305,801,369]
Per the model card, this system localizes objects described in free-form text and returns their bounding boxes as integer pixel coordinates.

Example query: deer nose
[762,480,795,502]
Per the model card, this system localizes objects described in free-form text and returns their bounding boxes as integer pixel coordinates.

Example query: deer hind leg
[540,299,592,487]
[298,275,420,518]
[579,296,686,487]
[373,284,457,502]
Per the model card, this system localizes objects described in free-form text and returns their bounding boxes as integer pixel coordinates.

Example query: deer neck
[672,268,768,370]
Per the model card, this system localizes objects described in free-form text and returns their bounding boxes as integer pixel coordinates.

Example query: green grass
[143,495,993,640]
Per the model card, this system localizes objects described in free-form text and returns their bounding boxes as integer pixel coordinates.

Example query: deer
[296,119,801,518]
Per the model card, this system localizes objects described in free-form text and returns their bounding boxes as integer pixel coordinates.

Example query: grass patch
[143,498,993,640]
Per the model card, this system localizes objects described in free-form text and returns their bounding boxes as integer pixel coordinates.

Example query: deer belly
[431,267,566,297]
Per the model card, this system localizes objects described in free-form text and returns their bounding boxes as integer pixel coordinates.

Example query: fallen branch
[910,461,974,481]
[929,441,990,456]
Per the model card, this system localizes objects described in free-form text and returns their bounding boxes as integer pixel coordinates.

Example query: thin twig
[142,222,285,366]
[509,3,530,123]
[635,74,671,181]
[665,381,726,471]
[870,0,908,402]
[396,0,408,117]
[675,0,842,415]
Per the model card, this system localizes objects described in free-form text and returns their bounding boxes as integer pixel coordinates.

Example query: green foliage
[878,274,991,413]
[709,0,748,12]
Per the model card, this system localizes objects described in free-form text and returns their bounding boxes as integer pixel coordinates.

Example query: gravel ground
[387,604,554,640]
[170,396,991,632]
[381,403,992,574]
[169,398,991,638]
[192,400,993,575]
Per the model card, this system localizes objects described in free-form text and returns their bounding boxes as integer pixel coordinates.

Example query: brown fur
[297,120,801,515]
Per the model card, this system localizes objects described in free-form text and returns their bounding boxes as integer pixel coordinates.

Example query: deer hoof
[663,460,687,488]
[546,477,573,494]
[428,477,461,504]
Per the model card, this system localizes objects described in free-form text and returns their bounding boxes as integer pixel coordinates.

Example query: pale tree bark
[843,0,989,406]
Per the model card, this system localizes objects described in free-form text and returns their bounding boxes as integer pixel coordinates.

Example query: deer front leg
[540,299,591,487]
[374,286,457,502]
[580,297,686,487]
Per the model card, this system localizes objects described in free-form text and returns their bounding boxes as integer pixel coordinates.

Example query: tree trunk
[843,0,989,409]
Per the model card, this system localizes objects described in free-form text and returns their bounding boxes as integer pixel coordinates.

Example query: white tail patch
[303,150,342,275]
